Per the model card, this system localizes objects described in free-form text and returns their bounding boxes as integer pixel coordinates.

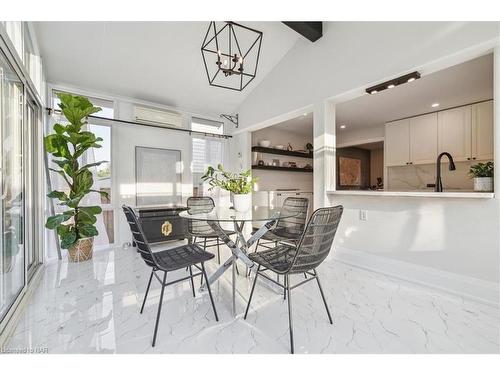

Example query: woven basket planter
[68,237,94,262]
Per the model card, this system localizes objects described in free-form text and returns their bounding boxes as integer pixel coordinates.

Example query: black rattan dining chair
[122,205,219,347]
[244,205,343,354]
[187,196,236,264]
[252,196,309,251]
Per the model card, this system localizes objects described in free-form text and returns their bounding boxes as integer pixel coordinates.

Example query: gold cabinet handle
[161,221,172,236]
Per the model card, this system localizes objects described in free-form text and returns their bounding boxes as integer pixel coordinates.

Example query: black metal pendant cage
[201,21,263,91]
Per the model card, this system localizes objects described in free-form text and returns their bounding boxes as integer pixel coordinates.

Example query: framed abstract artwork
[339,156,361,186]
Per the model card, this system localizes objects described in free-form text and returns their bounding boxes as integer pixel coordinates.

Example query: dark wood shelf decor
[252,165,313,173]
[251,146,313,159]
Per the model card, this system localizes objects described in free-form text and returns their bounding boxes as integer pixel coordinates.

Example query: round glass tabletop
[179,206,298,222]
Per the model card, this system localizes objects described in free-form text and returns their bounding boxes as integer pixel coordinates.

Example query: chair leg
[216,238,221,264]
[201,262,218,321]
[189,266,196,298]
[152,272,167,347]
[200,237,207,286]
[283,274,287,300]
[286,274,295,354]
[275,242,280,284]
[140,269,154,314]
[314,269,333,324]
[244,265,260,319]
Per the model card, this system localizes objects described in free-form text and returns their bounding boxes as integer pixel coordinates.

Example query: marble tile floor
[5,242,500,354]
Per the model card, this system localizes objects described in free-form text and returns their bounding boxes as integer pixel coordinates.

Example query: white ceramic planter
[473,177,493,192]
[232,193,252,212]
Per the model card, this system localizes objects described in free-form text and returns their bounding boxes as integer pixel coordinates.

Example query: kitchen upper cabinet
[409,113,438,165]
[385,119,410,166]
[438,105,472,162]
[385,100,493,168]
[472,100,494,161]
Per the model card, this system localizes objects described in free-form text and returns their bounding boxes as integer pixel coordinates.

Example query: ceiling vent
[134,106,183,128]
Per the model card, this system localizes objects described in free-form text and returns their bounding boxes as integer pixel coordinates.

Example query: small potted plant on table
[469,161,494,192]
[44,93,108,262]
[202,164,257,212]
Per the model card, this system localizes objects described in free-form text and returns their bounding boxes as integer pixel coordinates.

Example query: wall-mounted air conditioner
[134,106,183,128]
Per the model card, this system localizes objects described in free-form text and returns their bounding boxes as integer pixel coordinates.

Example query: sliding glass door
[26,95,41,279]
[0,49,25,322]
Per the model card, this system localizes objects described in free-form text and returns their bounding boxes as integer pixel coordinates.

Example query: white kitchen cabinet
[409,113,438,165]
[385,101,492,169]
[472,100,494,161]
[438,105,472,162]
[384,119,410,166]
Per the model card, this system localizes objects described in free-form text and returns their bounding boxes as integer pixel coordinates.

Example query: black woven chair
[187,196,236,264]
[244,205,343,354]
[122,205,218,347]
[252,196,309,251]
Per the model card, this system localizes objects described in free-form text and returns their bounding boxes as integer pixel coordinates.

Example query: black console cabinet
[135,206,188,243]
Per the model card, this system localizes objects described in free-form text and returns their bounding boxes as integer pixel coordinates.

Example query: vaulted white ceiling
[35,22,299,116]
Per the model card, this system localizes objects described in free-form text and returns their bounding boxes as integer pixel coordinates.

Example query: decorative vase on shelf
[232,193,252,212]
[473,177,493,192]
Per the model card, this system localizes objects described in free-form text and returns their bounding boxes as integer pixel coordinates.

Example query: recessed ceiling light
[370,90,378,94]
[387,84,395,89]
[407,77,416,83]
[340,124,346,129]
[431,103,440,108]
[303,112,308,116]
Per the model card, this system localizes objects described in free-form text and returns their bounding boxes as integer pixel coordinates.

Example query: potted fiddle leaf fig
[202,164,257,212]
[469,161,494,192]
[44,93,108,262]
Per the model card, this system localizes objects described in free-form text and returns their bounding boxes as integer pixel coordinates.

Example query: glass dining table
[179,206,298,316]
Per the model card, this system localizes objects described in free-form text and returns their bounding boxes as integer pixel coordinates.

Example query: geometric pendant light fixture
[201,21,263,91]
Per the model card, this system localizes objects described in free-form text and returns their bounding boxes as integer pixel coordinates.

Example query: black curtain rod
[45,107,232,139]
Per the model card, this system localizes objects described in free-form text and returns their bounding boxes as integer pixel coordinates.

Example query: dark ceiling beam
[282,22,323,42]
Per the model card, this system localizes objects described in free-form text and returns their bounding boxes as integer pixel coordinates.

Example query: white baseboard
[333,246,500,307]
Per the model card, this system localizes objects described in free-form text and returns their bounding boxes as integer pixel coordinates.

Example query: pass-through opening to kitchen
[334,53,494,194]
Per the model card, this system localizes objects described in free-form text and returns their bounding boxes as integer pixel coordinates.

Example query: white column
[494,45,500,201]
[313,101,336,209]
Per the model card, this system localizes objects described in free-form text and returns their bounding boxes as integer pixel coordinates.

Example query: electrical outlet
[359,210,368,221]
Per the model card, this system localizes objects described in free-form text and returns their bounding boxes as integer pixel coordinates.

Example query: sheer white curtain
[192,136,230,206]
[191,117,230,207]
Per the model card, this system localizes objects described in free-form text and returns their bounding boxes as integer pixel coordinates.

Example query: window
[0,49,25,324]
[23,23,42,95]
[191,117,225,199]
[4,22,23,62]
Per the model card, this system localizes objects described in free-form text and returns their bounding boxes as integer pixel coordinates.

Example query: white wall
[113,112,193,246]
[234,22,500,295]
[236,22,500,128]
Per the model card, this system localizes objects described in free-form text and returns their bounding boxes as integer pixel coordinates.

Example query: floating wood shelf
[251,146,313,159]
[252,165,313,173]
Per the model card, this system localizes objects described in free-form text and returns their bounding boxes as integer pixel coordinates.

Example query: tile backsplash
[387,160,492,191]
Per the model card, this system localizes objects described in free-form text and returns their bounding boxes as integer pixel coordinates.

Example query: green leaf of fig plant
[201,164,257,194]
[45,93,109,249]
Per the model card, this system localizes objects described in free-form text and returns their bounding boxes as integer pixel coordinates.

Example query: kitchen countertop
[326,190,494,199]
[254,190,313,193]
